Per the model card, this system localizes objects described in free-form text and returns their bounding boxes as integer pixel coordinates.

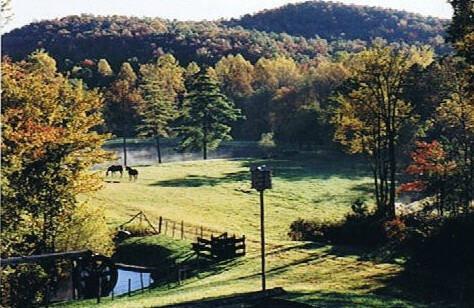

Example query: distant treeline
[226,1,447,44]
[2,1,449,71]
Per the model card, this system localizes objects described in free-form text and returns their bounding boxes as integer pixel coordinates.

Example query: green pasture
[69,151,427,307]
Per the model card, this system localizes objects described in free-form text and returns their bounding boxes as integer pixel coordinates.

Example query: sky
[4,0,453,33]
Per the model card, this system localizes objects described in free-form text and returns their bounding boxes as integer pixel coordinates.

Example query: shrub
[56,202,115,256]
[351,198,368,216]
[383,217,407,242]
[258,132,276,158]
[1,264,48,307]
[289,199,388,246]
[120,222,155,237]
[288,218,332,241]
[403,213,474,303]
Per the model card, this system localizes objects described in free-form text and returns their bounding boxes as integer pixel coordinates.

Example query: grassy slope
[113,235,194,267]
[71,152,422,307]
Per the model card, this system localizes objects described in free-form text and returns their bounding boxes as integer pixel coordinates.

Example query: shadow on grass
[349,182,374,194]
[283,290,419,307]
[241,155,371,182]
[149,153,371,188]
[149,171,248,187]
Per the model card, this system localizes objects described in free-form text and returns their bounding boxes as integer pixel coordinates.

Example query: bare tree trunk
[388,133,396,218]
[123,136,128,166]
[203,126,208,160]
[155,135,162,164]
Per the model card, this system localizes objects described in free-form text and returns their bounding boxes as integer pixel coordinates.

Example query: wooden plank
[197,238,211,244]
[115,263,159,272]
[1,250,92,266]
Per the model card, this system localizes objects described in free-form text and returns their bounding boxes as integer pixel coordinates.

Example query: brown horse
[106,165,123,177]
[126,166,138,181]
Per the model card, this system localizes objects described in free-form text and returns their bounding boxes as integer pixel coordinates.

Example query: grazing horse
[106,165,123,177]
[126,166,139,181]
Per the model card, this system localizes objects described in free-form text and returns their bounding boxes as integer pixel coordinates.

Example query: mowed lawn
[71,152,422,307]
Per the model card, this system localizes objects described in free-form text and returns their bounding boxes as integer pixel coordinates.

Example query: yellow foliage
[56,202,114,256]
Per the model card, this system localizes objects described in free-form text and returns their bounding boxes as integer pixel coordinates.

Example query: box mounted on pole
[251,165,272,192]
[250,164,272,291]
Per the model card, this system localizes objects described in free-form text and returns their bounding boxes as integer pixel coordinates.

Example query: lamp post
[250,165,272,291]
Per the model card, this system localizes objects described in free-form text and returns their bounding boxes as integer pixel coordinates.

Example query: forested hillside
[2,1,448,72]
[227,1,447,44]
[2,16,330,70]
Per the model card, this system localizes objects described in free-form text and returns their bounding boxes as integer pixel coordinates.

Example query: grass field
[69,151,427,307]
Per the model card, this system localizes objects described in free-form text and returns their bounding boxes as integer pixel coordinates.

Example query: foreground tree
[332,45,433,218]
[178,70,241,159]
[448,0,474,64]
[399,141,457,215]
[139,54,184,163]
[1,52,113,306]
[435,63,474,212]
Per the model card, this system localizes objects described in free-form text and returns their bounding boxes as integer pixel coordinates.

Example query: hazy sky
[4,0,453,33]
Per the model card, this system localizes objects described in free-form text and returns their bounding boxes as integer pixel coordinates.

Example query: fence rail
[119,211,280,249]
[157,216,239,241]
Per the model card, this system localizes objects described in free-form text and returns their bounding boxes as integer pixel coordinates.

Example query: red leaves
[406,141,455,176]
[398,181,426,193]
[81,59,95,67]
[399,140,456,194]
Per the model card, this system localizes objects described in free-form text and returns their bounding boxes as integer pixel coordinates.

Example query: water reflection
[113,269,153,295]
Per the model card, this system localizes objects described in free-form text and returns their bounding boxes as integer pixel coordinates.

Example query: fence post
[128,278,131,297]
[172,221,176,238]
[200,226,203,238]
[181,221,184,239]
[140,273,144,293]
[165,220,168,235]
[158,216,163,234]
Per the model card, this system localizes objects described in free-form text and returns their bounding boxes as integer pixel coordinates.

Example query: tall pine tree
[178,69,241,160]
[138,54,184,163]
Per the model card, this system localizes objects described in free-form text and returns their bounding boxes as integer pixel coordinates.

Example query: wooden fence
[192,232,246,260]
[119,211,283,251]
[157,216,233,241]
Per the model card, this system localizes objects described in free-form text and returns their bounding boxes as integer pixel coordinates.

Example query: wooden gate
[192,233,245,260]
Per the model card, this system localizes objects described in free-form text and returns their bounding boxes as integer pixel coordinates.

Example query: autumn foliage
[399,141,456,193]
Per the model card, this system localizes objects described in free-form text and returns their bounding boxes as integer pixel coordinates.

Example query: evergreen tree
[138,54,184,163]
[448,0,474,64]
[184,62,200,91]
[178,71,241,159]
[98,58,114,77]
[97,58,114,87]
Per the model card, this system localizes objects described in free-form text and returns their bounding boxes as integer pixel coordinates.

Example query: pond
[113,269,154,296]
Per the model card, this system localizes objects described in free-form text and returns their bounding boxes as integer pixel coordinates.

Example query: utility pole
[251,165,272,291]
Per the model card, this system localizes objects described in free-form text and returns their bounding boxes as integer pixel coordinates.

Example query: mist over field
[102,140,263,166]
